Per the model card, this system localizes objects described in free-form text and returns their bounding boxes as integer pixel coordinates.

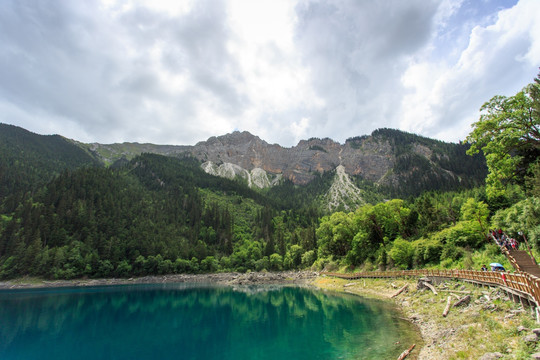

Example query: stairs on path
[508,250,540,278]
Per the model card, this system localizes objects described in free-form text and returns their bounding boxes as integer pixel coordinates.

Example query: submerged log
[397,344,416,360]
[442,296,452,317]
[391,285,409,298]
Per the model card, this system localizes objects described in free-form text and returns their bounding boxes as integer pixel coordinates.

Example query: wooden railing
[322,269,540,307]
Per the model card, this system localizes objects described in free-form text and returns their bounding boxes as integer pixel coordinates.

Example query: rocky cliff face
[201,160,282,189]
[190,131,397,187]
[191,132,343,185]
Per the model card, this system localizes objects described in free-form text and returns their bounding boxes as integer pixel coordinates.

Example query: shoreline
[0,271,319,290]
[312,276,539,360]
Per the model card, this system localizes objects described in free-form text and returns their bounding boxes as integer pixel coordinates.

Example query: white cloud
[399,0,540,142]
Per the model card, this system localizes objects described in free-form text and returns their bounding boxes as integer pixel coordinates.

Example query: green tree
[460,198,490,238]
[389,238,414,269]
[467,72,540,198]
[491,197,540,250]
[115,260,132,277]
[316,212,356,259]
[269,253,283,271]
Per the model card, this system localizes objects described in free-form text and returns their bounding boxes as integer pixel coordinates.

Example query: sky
[0,0,539,147]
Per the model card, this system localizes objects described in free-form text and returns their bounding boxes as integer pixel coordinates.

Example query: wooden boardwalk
[322,268,540,319]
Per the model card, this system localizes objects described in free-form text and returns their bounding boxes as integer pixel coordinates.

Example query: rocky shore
[312,276,540,360]
[0,271,319,290]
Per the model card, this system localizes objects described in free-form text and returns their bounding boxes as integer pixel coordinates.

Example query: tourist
[481,265,488,271]
[510,238,517,250]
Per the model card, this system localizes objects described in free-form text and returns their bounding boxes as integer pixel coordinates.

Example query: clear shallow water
[0,283,420,360]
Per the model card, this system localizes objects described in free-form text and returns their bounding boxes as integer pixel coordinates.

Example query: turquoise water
[0,283,420,359]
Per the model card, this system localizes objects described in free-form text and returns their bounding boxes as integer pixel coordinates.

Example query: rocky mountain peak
[199,131,265,147]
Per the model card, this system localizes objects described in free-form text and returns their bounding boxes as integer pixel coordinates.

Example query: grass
[311,276,540,359]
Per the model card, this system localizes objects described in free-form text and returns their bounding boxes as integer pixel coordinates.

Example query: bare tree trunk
[391,284,409,298]
[442,296,452,317]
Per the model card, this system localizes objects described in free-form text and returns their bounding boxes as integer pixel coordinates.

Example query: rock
[533,328,540,335]
[524,334,539,343]
[531,352,540,359]
[517,325,530,332]
[479,352,503,360]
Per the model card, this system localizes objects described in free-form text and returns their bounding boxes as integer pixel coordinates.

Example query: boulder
[479,352,503,360]
[524,334,539,343]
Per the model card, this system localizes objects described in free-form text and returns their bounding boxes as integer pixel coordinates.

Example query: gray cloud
[0,0,244,144]
[293,0,439,141]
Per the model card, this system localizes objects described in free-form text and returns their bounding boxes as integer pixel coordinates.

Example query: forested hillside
[362,129,487,197]
[0,124,100,203]
[0,69,537,280]
[0,154,319,278]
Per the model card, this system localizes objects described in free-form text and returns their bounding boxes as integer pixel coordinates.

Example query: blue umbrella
[490,263,504,267]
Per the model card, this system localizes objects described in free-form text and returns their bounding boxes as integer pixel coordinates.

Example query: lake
[0,283,420,359]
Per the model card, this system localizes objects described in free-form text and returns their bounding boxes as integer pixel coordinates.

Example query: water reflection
[0,284,419,360]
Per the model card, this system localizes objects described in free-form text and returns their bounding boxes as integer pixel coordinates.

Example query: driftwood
[440,289,471,294]
[453,295,471,307]
[423,281,438,295]
[442,296,452,317]
[397,344,416,360]
[417,278,438,294]
[343,283,355,287]
[391,284,409,298]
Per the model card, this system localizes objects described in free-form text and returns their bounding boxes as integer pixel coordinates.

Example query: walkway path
[509,249,540,277]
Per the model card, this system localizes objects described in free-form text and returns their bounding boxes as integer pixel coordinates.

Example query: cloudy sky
[0,0,539,146]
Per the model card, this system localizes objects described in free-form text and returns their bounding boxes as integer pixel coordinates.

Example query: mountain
[85,127,487,199]
[0,123,487,211]
[0,123,101,202]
